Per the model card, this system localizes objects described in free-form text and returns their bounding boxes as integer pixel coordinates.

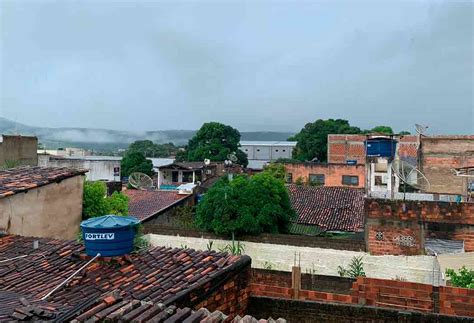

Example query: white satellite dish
[204,159,211,166]
[227,153,238,162]
[128,172,153,190]
[415,124,429,136]
[391,159,430,191]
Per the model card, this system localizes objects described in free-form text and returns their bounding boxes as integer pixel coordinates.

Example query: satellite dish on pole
[391,159,430,191]
[129,172,153,190]
[415,124,429,136]
[204,159,211,166]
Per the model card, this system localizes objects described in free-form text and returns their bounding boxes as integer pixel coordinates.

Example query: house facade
[0,167,87,239]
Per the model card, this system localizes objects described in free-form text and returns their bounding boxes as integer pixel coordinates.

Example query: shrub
[338,256,366,278]
[82,181,129,219]
[446,266,474,288]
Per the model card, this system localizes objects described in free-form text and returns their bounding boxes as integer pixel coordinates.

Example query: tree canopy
[262,163,286,181]
[127,140,177,158]
[290,119,362,162]
[82,181,129,219]
[120,151,154,178]
[369,126,394,134]
[195,172,294,236]
[181,122,248,167]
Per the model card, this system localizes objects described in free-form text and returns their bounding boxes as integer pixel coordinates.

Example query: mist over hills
[0,118,294,151]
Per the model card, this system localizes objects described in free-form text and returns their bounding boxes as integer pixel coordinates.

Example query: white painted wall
[147,234,442,285]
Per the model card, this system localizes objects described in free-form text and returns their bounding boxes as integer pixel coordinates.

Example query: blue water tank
[80,215,139,257]
[365,138,397,158]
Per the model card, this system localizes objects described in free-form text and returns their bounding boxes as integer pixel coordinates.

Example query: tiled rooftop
[0,166,87,198]
[0,235,250,319]
[68,290,285,323]
[288,185,365,232]
[124,189,191,222]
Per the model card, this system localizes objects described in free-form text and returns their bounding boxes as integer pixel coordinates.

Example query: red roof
[288,185,365,232]
[0,235,250,318]
[0,166,87,198]
[124,189,190,222]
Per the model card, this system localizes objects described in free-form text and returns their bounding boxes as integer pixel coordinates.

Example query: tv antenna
[415,124,429,136]
[128,172,154,190]
[391,159,430,191]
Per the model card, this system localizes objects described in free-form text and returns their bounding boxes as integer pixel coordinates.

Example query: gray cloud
[0,0,472,134]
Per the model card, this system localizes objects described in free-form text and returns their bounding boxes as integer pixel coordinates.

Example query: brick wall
[250,269,355,294]
[366,198,474,255]
[283,162,365,188]
[172,261,251,317]
[352,277,434,312]
[0,135,38,166]
[327,134,419,165]
[439,286,474,317]
[421,136,474,195]
[247,296,471,323]
[249,272,474,319]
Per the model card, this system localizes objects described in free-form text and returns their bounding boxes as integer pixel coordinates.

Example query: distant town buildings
[240,140,297,171]
[0,135,38,167]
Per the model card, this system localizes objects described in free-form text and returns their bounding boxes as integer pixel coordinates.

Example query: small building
[0,135,38,167]
[0,166,87,239]
[283,162,365,188]
[240,141,297,161]
[157,162,217,190]
[124,189,193,224]
[287,185,365,235]
[39,155,121,181]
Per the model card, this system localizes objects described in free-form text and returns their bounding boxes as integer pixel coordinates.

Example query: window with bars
[309,174,325,185]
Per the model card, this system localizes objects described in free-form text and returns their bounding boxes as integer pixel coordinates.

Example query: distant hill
[0,117,294,151]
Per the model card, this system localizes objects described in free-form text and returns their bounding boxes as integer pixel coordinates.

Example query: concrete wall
[147,234,441,284]
[421,136,474,195]
[39,155,120,181]
[0,175,84,240]
[0,135,38,166]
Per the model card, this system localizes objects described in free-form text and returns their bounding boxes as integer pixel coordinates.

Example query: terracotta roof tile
[124,190,190,222]
[65,291,286,323]
[288,185,365,232]
[0,166,87,198]
[0,235,250,318]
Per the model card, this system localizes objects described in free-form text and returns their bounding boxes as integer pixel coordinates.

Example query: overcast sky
[0,0,472,134]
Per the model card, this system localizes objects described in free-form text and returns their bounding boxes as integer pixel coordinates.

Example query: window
[286,173,293,183]
[182,171,193,183]
[172,171,179,182]
[257,149,260,152]
[342,175,359,186]
[283,149,286,152]
[275,149,279,152]
[309,174,325,186]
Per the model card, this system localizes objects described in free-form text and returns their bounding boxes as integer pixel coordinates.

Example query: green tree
[183,122,248,167]
[120,151,154,178]
[127,140,177,158]
[291,119,362,162]
[446,266,474,289]
[107,191,129,215]
[82,181,129,219]
[262,163,286,181]
[195,172,294,236]
[369,126,394,134]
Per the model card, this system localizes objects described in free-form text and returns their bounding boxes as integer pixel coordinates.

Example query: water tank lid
[81,215,139,229]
